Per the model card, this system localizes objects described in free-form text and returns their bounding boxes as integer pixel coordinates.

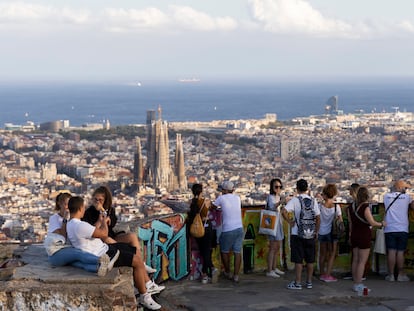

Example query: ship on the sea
[178,78,200,83]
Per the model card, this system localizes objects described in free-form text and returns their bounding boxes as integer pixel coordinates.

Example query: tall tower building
[133,137,144,189]
[175,133,187,191]
[145,106,175,192]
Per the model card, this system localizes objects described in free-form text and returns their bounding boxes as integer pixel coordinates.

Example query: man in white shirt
[281,179,320,290]
[66,196,161,310]
[213,181,243,283]
[383,180,414,282]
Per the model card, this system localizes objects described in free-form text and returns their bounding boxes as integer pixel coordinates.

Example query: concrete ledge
[0,244,137,311]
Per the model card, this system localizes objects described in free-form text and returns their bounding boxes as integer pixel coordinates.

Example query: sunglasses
[274,186,282,189]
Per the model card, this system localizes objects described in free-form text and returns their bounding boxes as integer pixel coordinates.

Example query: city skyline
[2,0,414,81]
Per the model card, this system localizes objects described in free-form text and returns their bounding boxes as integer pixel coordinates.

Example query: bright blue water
[0,78,413,127]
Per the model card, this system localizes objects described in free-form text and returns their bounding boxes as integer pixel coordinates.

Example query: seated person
[67,196,162,310]
[45,192,117,276]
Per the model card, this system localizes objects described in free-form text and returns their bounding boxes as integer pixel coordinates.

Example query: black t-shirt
[82,205,118,238]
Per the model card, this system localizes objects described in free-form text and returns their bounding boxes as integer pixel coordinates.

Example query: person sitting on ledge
[45,191,116,276]
[67,196,162,310]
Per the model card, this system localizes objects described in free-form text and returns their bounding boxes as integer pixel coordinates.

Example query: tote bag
[258,210,279,237]
[190,213,205,238]
[374,228,386,255]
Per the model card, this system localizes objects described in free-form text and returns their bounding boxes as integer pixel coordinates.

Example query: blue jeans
[48,247,100,273]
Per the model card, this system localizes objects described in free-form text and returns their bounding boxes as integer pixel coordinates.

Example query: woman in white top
[318,184,342,282]
[46,192,109,275]
[265,178,286,278]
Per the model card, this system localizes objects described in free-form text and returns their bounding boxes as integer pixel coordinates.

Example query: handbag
[374,193,401,254]
[331,205,345,240]
[258,209,279,237]
[190,200,207,238]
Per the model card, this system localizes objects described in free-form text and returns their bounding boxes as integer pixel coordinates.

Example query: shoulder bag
[331,204,345,240]
[190,200,207,238]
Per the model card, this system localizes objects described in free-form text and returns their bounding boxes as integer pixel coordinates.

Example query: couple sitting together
[45,187,163,310]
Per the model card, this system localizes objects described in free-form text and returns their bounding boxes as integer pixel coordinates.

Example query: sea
[0,77,414,127]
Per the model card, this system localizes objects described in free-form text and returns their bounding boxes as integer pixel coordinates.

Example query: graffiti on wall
[138,214,188,282]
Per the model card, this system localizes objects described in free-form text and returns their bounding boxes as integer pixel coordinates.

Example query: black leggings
[196,222,214,277]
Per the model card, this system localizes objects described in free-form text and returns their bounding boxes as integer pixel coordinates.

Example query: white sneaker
[107,250,120,272]
[266,270,280,278]
[140,293,161,310]
[274,268,285,275]
[397,274,410,282]
[385,274,395,282]
[146,280,165,294]
[97,254,110,277]
[145,264,157,274]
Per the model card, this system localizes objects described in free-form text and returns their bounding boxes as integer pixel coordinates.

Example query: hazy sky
[2,0,414,81]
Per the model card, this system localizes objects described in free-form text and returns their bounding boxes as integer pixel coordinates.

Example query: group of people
[45,186,164,310]
[188,177,414,294]
[278,178,413,292]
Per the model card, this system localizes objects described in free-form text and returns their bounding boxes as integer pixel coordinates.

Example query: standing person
[281,179,320,290]
[213,180,243,283]
[343,183,360,280]
[187,183,217,284]
[45,192,114,276]
[318,184,342,282]
[82,185,164,294]
[265,178,286,278]
[349,186,385,292]
[383,180,414,282]
[67,196,161,310]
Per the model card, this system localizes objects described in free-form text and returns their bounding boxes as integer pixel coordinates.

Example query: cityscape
[0,106,413,244]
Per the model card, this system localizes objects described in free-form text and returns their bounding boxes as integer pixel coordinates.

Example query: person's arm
[364,206,385,228]
[92,214,109,239]
[281,206,295,226]
[315,215,321,236]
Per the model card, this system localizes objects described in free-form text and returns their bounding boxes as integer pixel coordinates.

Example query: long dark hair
[269,178,283,195]
[93,185,113,211]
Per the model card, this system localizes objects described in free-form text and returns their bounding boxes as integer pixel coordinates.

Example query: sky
[2,0,414,82]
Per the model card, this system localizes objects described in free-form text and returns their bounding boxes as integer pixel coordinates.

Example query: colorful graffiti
[138,214,188,282]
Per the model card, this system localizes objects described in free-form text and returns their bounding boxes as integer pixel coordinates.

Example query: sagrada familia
[133,106,187,193]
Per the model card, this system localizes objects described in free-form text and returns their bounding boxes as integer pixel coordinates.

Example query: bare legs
[221,252,241,278]
[387,249,407,277]
[267,240,281,272]
[352,247,370,286]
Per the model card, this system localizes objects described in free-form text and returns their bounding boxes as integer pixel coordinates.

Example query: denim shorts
[219,227,244,254]
[385,232,408,251]
[318,233,334,243]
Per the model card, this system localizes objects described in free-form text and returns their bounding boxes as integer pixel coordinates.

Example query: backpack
[296,196,316,239]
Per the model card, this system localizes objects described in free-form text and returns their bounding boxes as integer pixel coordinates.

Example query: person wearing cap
[383,180,414,282]
[212,180,243,283]
[281,178,320,290]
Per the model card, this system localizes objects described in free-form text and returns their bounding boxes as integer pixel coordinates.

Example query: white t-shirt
[319,204,342,235]
[214,193,242,232]
[383,192,413,233]
[66,218,108,257]
[48,213,64,234]
[284,194,320,236]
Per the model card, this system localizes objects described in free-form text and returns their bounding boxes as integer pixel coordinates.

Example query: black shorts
[290,235,316,264]
[107,243,136,267]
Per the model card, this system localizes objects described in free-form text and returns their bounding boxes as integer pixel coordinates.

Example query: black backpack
[296,196,316,239]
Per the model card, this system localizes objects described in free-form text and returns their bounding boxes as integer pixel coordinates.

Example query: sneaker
[223,271,233,280]
[140,293,161,310]
[397,274,410,282]
[145,264,157,274]
[319,274,328,281]
[323,275,337,282]
[274,268,285,275]
[97,254,110,277]
[352,283,370,292]
[211,268,219,284]
[305,281,313,289]
[107,250,120,273]
[233,275,240,283]
[287,281,302,290]
[146,280,165,295]
[201,276,209,284]
[385,274,395,282]
[266,270,280,278]
[342,272,353,280]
